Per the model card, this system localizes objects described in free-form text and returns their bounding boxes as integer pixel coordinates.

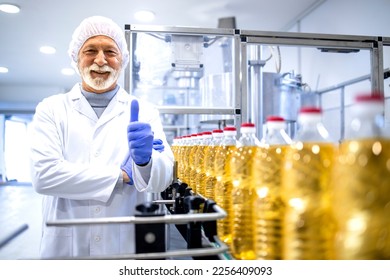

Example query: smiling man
[78,35,122,93]
[29,16,174,259]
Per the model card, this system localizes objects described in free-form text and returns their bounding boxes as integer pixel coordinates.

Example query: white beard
[80,64,121,91]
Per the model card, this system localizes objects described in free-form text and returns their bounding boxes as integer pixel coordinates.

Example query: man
[29,16,174,258]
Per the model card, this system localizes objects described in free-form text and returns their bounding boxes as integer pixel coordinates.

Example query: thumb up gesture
[127,99,153,165]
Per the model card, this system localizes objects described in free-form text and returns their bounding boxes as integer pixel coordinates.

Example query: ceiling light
[134,10,155,22]
[40,46,56,54]
[0,66,9,73]
[0,4,20,13]
[61,68,75,76]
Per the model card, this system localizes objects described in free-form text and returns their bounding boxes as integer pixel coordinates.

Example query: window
[4,115,32,183]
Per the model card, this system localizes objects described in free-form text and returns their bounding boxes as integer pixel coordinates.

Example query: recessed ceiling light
[0,4,20,14]
[0,66,9,73]
[134,10,155,22]
[40,46,56,54]
[61,68,75,76]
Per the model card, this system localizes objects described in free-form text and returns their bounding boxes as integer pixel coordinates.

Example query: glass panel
[244,42,372,141]
[129,29,236,133]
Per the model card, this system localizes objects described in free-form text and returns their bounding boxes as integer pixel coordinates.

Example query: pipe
[42,236,229,260]
[47,204,227,226]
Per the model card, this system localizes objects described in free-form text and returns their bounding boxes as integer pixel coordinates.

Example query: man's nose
[94,50,107,66]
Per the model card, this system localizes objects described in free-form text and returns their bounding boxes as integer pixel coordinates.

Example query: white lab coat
[29,84,174,259]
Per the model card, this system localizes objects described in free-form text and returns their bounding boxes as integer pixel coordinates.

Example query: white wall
[299,0,390,37]
[287,0,390,140]
[0,85,68,114]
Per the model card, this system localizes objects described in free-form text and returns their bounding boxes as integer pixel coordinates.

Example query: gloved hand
[127,99,153,166]
[121,140,164,185]
[153,139,165,153]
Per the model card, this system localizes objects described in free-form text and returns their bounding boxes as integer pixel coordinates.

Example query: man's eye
[106,50,118,56]
[84,49,97,54]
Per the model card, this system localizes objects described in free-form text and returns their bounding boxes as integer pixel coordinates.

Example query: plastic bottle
[214,126,238,248]
[183,134,198,186]
[252,116,292,260]
[171,136,180,159]
[189,133,202,192]
[282,107,336,260]
[332,93,390,259]
[178,135,188,184]
[203,129,224,200]
[171,136,182,178]
[230,122,261,260]
[195,131,213,196]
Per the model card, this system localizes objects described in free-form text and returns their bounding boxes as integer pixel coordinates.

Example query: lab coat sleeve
[29,97,119,203]
[132,149,174,193]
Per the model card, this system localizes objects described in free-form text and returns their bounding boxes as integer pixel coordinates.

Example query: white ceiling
[0,0,324,92]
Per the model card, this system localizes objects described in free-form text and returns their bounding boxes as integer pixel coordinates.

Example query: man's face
[78,35,122,93]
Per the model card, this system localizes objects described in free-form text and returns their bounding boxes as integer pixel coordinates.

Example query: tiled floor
[0,184,42,260]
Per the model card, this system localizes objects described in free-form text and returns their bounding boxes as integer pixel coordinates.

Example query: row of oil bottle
[170,93,390,260]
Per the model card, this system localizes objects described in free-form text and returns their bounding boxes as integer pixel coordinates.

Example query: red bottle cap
[241,122,255,127]
[355,93,384,103]
[266,116,285,122]
[299,107,322,114]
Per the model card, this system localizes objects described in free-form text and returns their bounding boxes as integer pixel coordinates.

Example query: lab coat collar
[68,83,128,101]
[68,83,130,127]
[96,87,128,128]
[69,84,98,122]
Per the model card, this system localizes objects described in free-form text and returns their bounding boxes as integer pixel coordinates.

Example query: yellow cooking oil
[188,148,199,192]
[214,133,237,248]
[332,138,390,259]
[202,143,216,199]
[282,141,336,260]
[188,134,201,191]
[180,136,192,185]
[252,144,288,260]
[195,132,212,196]
[203,130,224,200]
[175,137,185,181]
[230,145,258,260]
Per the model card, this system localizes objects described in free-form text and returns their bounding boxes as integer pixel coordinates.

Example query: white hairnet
[68,16,129,72]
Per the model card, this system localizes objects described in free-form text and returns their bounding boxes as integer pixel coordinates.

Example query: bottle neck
[264,127,291,145]
[201,135,213,145]
[239,131,260,146]
[346,113,383,139]
[295,117,330,142]
[222,132,237,146]
[342,101,384,139]
[212,135,224,145]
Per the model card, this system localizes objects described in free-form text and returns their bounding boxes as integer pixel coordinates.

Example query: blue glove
[153,139,164,153]
[127,99,153,166]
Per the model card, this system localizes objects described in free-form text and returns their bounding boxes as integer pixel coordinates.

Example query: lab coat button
[95,207,100,213]
[95,236,101,242]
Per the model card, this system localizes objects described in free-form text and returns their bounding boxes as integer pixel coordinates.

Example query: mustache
[88,64,114,73]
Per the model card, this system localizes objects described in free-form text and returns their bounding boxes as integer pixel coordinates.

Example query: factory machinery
[44,25,390,259]
[47,163,232,260]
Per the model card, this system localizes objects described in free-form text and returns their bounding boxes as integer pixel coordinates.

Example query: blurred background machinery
[125,23,387,142]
